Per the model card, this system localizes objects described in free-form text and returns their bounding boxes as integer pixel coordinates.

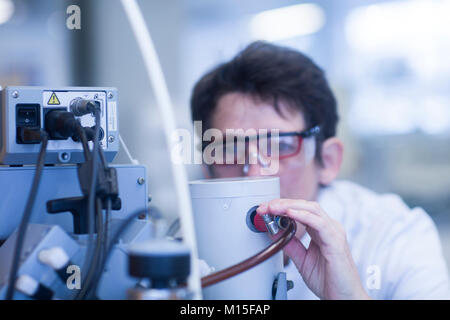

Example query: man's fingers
[286,209,340,248]
[257,199,324,217]
[258,199,337,248]
[256,202,269,215]
[286,208,324,231]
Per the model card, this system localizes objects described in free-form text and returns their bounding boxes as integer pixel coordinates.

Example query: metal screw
[138,213,146,220]
[94,94,98,99]
[107,92,114,99]
[12,90,19,98]
[108,135,115,143]
[137,177,145,185]
[287,280,294,291]
[61,153,69,161]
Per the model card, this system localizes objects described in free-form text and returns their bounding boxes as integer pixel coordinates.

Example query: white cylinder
[189,177,282,299]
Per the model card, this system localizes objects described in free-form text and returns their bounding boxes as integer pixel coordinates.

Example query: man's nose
[243,143,269,177]
[243,144,263,177]
[244,162,264,177]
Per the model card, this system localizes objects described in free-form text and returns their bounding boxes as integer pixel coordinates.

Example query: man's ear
[318,137,344,185]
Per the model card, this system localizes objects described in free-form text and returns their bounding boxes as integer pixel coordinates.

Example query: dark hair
[190,41,338,162]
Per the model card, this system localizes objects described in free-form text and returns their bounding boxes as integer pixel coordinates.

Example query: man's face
[209,92,321,201]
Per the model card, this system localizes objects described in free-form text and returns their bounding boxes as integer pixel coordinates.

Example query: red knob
[252,212,267,232]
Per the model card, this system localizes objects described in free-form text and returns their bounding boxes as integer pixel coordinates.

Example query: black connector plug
[17,127,44,144]
[45,110,79,140]
[70,98,100,117]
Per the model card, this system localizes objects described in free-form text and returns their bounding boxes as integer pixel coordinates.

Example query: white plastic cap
[15,274,38,296]
[38,247,69,270]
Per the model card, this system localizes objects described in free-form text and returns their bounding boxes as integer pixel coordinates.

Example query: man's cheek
[279,167,303,198]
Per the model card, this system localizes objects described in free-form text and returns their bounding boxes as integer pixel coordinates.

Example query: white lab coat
[285,180,450,300]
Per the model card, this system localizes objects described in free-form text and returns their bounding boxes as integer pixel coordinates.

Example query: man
[190,41,449,299]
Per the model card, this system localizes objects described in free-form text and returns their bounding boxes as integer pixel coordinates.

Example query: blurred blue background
[0,0,449,272]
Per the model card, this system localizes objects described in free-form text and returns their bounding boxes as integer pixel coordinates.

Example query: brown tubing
[201,218,297,288]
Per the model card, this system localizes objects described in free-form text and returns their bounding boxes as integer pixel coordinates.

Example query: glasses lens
[209,132,308,177]
[258,135,302,159]
[278,135,302,158]
[214,134,304,163]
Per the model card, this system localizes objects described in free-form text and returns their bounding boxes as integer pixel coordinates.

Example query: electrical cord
[75,123,91,162]
[201,218,297,288]
[4,108,100,300]
[75,108,101,300]
[83,196,111,300]
[82,147,110,300]
[77,197,104,299]
[98,146,108,168]
[89,208,149,297]
[5,131,49,300]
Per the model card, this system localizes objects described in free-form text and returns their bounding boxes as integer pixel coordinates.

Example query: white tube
[120,0,201,299]
[119,134,139,165]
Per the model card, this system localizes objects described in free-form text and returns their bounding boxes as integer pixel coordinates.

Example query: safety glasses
[205,126,320,177]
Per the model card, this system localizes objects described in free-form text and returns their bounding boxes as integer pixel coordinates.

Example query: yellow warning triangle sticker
[48,92,60,105]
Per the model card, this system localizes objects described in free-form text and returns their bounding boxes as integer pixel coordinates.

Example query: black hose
[81,136,109,299]
[83,196,112,300]
[77,197,104,299]
[5,131,49,300]
[75,109,101,300]
[89,208,149,297]
[75,123,91,162]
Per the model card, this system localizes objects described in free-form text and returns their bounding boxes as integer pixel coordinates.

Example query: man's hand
[257,199,370,300]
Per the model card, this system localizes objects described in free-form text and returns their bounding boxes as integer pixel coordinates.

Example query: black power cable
[82,195,111,300]
[89,187,111,299]
[75,108,101,300]
[5,131,49,300]
[44,106,103,300]
[5,107,101,300]
[77,123,114,300]
[75,123,91,162]
[89,208,149,298]
[77,198,104,299]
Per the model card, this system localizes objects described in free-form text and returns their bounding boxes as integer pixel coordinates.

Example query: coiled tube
[201,218,297,288]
